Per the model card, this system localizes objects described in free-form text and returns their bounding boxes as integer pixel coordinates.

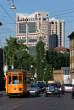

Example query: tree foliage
[36,40,46,81]
[46,49,70,69]
[3,37,35,70]
[3,37,70,81]
[44,64,53,82]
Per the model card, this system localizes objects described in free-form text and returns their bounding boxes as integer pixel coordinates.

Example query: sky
[0,0,74,48]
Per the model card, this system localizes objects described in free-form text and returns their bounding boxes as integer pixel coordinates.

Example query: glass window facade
[28,39,37,42]
[19,23,26,33]
[28,22,36,33]
[28,36,37,43]
[17,39,26,43]
[49,34,58,49]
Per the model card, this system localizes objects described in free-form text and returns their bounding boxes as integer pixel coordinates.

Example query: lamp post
[30,65,34,80]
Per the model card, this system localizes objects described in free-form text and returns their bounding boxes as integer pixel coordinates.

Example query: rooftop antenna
[10,0,16,9]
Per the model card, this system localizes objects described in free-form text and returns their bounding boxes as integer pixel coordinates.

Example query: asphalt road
[0,92,74,110]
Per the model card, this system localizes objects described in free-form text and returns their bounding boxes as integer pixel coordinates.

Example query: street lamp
[10,0,16,9]
[30,65,34,80]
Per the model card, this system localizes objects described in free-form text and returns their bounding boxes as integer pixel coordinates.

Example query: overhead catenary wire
[51,7,74,17]
[0,4,15,23]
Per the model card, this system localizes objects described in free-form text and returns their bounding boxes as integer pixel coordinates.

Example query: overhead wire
[0,2,16,39]
[0,4,15,23]
[51,7,74,17]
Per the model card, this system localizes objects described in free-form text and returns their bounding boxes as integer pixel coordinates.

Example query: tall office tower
[16,12,65,52]
[49,18,65,47]
[16,12,50,50]
[49,34,58,49]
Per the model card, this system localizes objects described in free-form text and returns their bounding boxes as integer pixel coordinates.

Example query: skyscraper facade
[49,18,65,47]
[16,11,65,50]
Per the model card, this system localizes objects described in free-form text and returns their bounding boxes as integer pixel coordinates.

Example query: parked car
[29,83,40,96]
[64,84,72,92]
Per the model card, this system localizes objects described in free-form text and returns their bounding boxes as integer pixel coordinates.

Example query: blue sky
[0,0,74,48]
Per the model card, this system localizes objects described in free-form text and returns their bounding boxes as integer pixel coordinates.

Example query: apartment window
[28,37,37,42]
[17,16,19,21]
[28,22,36,33]
[38,13,40,16]
[17,39,26,43]
[19,23,26,33]
[51,22,54,24]
[43,18,46,20]
[39,18,41,20]
[60,23,62,36]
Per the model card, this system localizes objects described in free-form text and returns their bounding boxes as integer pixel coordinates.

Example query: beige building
[16,12,49,50]
[16,11,65,50]
[53,70,64,82]
[69,32,74,81]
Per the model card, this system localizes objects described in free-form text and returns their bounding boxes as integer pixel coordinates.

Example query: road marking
[6,103,23,110]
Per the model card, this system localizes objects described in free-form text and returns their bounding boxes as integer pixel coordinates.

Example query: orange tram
[6,69,31,96]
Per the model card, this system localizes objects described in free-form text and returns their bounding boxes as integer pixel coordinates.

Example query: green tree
[3,37,35,71]
[46,49,70,69]
[44,64,53,82]
[36,40,46,81]
[46,49,57,69]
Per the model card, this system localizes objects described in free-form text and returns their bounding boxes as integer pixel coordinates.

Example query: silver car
[64,84,72,92]
[29,84,40,96]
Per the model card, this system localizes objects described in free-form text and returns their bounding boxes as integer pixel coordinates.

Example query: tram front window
[13,75,18,84]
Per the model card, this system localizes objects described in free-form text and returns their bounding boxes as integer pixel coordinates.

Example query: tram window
[13,75,18,84]
[19,75,22,84]
[9,75,11,84]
